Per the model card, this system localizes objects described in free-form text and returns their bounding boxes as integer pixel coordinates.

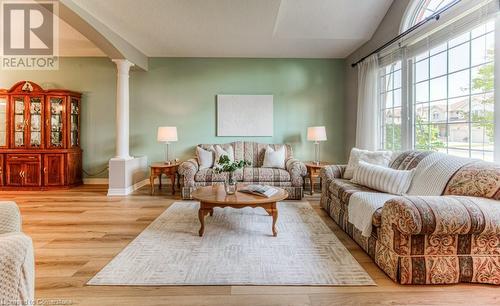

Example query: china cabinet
[0,81,82,189]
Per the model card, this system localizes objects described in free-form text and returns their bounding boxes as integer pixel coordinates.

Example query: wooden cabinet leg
[158,174,162,189]
[170,174,176,195]
[309,173,314,195]
[150,174,155,195]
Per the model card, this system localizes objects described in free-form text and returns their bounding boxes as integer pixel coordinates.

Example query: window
[377,0,498,161]
[402,0,458,31]
[412,21,495,161]
[379,61,402,151]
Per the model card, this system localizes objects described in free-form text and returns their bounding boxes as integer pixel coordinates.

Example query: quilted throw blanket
[348,152,474,237]
[348,192,397,237]
[407,152,473,196]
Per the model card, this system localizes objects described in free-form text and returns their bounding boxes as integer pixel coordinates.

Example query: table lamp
[157,126,178,164]
[307,126,327,165]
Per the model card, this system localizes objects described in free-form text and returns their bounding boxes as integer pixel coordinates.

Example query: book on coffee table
[238,185,279,198]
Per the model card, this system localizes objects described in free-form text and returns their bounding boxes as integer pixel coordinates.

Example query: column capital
[111,59,134,74]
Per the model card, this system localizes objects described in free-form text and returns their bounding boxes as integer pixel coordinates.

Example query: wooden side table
[149,162,180,195]
[304,162,330,195]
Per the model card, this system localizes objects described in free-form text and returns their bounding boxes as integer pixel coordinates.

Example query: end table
[150,162,181,195]
[304,162,330,195]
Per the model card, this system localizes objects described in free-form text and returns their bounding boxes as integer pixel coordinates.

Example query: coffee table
[191,185,288,237]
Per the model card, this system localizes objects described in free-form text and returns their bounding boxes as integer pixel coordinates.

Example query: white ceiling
[61,0,393,58]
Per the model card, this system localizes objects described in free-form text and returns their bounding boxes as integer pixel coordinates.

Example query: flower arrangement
[214,155,251,194]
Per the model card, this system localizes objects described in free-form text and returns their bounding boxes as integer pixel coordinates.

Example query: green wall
[0,57,346,178]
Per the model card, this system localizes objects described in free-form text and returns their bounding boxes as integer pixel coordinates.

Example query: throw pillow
[352,161,415,195]
[344,148,393,179]
[214,145,235,168]
[196,146,214,170]
[262,146,286,169]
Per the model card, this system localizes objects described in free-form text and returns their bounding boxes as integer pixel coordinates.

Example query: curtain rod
[351,0,463,68]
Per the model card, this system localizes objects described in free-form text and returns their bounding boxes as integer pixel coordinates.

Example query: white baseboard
[83,178,109,185]
[107,178,150,196]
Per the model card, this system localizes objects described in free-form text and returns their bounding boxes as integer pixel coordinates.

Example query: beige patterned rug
[88,201,375,286]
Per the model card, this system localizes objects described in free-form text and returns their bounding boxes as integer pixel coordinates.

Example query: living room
[0,0,498,305]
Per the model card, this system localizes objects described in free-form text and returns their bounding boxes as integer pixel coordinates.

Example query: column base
[107,156,148,196]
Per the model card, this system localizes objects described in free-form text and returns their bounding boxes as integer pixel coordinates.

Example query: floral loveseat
[321,151,500,285]
[178,141,307,200]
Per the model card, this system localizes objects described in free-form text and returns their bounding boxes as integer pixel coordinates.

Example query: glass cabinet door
[13,96,26,148]
[0,96,7,147]
[28,96,42,148]
[47,96,65,148]
[69,97,80,147]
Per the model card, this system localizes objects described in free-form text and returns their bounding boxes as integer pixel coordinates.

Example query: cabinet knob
[43,167,47,173]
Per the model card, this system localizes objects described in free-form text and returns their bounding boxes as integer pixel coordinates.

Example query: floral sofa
[178,141,307,200]
[320,151,500,285]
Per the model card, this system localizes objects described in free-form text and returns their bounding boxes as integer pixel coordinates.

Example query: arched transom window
[402,0,458,31]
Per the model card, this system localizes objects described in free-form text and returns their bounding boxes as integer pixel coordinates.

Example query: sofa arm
[0,202,21,234]
[285,158,307,187]
[320,165,346,181]
[382,196,499,236]
[0,233,35,303]
[178,159,199,187]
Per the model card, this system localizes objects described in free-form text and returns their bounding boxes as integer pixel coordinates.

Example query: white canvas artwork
[217,95,273,136]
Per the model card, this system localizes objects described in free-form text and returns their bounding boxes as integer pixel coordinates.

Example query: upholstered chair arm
[178,159,199,187]
[381,196,500,236]
[320,165,346,182]
[0,202,22,234]
[285,158,307,187]
[0,233,35,303]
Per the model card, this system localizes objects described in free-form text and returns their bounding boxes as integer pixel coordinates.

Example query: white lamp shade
[157,126,178,142]
[307,126,327,141]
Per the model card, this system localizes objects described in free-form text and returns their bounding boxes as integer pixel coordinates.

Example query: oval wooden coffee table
[191,185,288,237]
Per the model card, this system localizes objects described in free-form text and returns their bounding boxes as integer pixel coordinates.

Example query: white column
[112,59,134,160]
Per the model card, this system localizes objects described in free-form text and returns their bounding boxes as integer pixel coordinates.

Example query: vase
[224,172,237,195]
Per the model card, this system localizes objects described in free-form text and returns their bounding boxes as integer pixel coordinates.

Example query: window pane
[394,69,402,89]
[449,32,470,48]
[430,100,447,123]
[416,51,429,62]
[448,70,470,98]
[448,148,470,158]
[385,90,393,109]
[430,76,447,101]
[448,123,470,150]
[471,23,487,39]
[430,43,447,56]
[449,42,470,72]
[448,96,469,122]
[430,52,447,78]
[415,81,429,103]
[415,103,429,123]
[394,88,402,107]
[471,63,494,94]
[415,58,429,82]
[471,35,487,66]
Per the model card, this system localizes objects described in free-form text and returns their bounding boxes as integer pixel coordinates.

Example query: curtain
[355,54,379,150]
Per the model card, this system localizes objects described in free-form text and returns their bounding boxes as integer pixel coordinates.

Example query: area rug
[88,201,375,286]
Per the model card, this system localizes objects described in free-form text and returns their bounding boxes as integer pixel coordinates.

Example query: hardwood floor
[2,185,498,306]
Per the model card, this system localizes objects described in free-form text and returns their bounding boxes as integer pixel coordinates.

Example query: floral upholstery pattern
[243,168,290,182]
[320,150,500,285]
[444,161,500,199]
[195,168,243,182]
[179,142,306,200]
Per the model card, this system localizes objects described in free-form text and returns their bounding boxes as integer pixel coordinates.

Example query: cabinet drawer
[7,154,41,162]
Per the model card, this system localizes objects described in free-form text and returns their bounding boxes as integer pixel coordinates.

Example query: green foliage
[214,155,251,174]
[384,123,402,151]
[415,117,444,151]
[471,59,494,142]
